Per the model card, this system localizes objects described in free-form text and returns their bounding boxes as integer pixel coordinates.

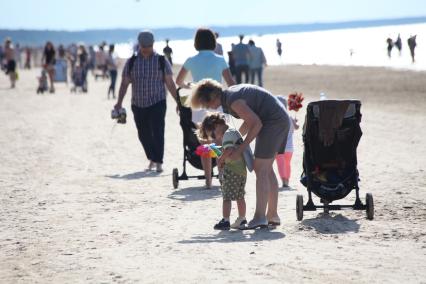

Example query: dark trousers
[235,64,250,84]
[132,100,167,164]
[250,68,263,87]
[108,69,117,98]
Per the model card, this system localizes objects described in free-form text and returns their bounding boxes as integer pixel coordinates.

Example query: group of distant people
[163,33,268,87]
[226,35,267,87]
[386,33,417,63]
[40,41,118,96]
[1,38,119,96]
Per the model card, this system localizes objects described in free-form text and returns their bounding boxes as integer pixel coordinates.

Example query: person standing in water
[276,38,282,57]
[163,39,173,66]
[394,34,402,56]
[407,35,417,63]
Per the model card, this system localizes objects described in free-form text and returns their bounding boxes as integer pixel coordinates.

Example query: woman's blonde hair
[191,79,223,109]
[198,112,226,140]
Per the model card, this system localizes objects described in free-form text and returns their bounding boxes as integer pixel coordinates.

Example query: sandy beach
[1,64,425,283]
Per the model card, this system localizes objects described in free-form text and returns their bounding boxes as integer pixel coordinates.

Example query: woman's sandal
[242,218,268,230]
[268,216,281,226]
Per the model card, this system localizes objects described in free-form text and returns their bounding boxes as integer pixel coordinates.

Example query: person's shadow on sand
[168,186,221,202]
[301,213,360,234]
[105,170,161,180]
[178,228,285,244]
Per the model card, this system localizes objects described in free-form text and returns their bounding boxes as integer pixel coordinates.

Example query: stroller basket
[300,168,357,201]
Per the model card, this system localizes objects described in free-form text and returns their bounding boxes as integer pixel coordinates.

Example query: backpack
[127,53,165,79]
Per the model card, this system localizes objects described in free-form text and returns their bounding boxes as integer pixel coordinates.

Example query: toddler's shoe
[231,217,247,230]
[214,218,230,230]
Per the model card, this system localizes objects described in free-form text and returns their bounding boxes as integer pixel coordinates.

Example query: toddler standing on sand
[36,70,48,94]
[199,113,247,230]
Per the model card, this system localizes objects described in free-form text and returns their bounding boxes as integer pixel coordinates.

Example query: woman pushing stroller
[176,28,235,189]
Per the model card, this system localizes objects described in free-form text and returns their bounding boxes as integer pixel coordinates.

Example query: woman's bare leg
[253,157,274,220]
[10,72,16,88]
[266,165,280,221]
[48,68,55,92]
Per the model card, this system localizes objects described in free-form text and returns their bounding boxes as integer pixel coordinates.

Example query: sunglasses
[141,44,153,48]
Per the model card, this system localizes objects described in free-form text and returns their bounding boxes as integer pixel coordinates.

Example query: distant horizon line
[2,16,425,46]
[2,15,426,32]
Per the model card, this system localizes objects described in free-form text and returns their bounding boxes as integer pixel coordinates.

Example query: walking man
[114,31,178,172]
[163,39,173,66]
[408,35,417,63]
[276,38,282,57]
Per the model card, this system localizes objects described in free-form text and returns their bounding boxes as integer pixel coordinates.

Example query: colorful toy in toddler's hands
[195,143,222,158]
[288,92,304,112]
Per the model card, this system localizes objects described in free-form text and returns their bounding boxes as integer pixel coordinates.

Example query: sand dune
[0,65,425,283]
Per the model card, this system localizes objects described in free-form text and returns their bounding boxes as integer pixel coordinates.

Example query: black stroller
[297,100,374,220]
[172,89,218,189]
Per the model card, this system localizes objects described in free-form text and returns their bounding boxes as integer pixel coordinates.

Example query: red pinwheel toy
[288,92,304,112]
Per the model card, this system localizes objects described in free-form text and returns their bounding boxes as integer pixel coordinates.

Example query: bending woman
[191,79,290,229]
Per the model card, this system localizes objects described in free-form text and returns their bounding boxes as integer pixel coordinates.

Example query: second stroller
[296,100,374,221]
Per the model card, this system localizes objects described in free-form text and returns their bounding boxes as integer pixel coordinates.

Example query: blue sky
[1,0,426,30]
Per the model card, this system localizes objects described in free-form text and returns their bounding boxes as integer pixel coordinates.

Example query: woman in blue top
[176,28,234,89]
[176,28,235,188]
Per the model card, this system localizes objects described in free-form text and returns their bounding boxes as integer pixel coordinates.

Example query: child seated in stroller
[36,70,48,94]
[71,64,87,93]
[199,113,248,230]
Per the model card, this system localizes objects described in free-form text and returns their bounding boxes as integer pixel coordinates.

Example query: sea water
[115,23,426,71]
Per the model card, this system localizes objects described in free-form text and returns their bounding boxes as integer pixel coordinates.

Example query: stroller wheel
[296,194,304,221]
[172,168,179,189]
[366,193,374,220]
